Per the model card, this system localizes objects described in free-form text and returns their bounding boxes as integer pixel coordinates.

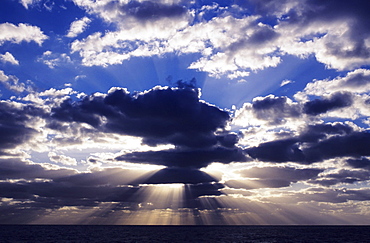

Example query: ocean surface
[0,225,369,242]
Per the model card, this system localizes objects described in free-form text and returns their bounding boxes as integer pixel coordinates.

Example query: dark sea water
[0,225,369,243]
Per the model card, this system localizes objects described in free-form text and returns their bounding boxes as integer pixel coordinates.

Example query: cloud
[346,157,370,169]
[116,147,247,169]
[0,23,47,45]
[48,152,78,166]
[268,187,370,205]
[73,0,188,24]
[51,86,231,148]
[280,79,294,87]
[0,52,19,65]
[66,17,91,38]
[303,92,353,116]
[273,0,370,70]
[69,0,370,79]
[309,169,370,186]
[0,100,44,151]
[53,167,151,186]
[251,95,301,125]
[246,122,370,164]
[0,158,76,180]
[134,168,220,184]
[70,2,282,76]
[302,69,370,96]
[0,163,223,218]
[38,51,72,68]
[225,179,292,190]
[2,0,370,224]
[70,0,192,67]
[19,0,36,9]
[19,0,41,9]
[293,69,370,120]
[0,71,26,92]
[285,70,370,122]
[237,166,322,181]
[225,166,322,189]
[43,85,249,168]
[123,1,187,21]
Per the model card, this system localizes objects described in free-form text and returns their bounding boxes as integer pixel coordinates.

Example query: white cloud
[0,70,25,92]
[69,2,282,77]
[19,0,40,9]
[277,20,370,71]
[48,152,78,166]
[69,0,370,79]
[231,95,307,148]
[302,69,370,97]
[0,52,19,65]
[0,23,47,45]
[38,51,72,68]
[289,69,370,121]
[74,75,86,81]
[271,0,370,71]
[71,10,282,78]
[39,87,76,97]
[66,17,91,38]
[280,79,294,87]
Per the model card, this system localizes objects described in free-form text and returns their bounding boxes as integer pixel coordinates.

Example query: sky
[1,0,370,225]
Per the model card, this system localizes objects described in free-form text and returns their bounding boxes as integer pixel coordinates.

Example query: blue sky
[1,0,370,225]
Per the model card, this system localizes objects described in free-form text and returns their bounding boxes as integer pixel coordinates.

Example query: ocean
[0,225,369,242]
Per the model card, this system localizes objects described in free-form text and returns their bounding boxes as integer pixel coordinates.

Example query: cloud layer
[67,0,370,79]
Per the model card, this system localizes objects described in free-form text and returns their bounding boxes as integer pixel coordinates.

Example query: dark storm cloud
[0,166,143,206]
[347,157,370,169]
[0,179,140,204]
[0,164,225,218]
[136,168,220,184]
[0,101,44,150]
[53,166,221,188]
[217,133,239,148]
[251,95,300,124]
[50,85,246,169]
[299,123,354,143]
[116,147,247,169]
[124,1,187,20]
[0,158,76,180]
[283,188,370,204]
[51,86,230,148]
[53,167,148,186]
[304,132,370,162]
[225,179,291,189]
[309,169,370,186]
[303,92,353,116]
[247,138,304,163]
[226,166,321,191]
[237,166,322,181]
[247,123,370,163]
[185,183,223,198]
